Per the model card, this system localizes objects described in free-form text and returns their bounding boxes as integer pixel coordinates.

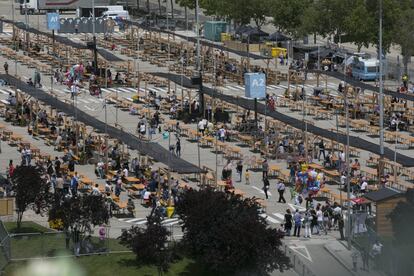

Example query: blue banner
[47,12,60,30]
[245,73,266,99]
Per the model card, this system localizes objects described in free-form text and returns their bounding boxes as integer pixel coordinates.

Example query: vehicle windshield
[366,66,378,73]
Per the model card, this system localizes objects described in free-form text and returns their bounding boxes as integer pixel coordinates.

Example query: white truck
[20,0,80,15]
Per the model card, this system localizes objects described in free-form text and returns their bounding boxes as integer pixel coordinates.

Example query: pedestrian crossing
[117,217,181,226]
[118,212,287,226]
[217,82,339,95]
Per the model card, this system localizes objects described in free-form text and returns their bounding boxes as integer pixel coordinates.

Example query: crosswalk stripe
[161,218,179,224]
[234,85,245,90]
[273,213,285,220]
[135,220,148,225]
[118,88,133,94]
[226,85,240,90]
[101,88,112,93]
[164,220,181,226]
[77,98,89,103]
[125,218,146,223]
[268,85,280,90]
[259,213,280,224]
[279,85,288,89]
[327,83,337,88]
[0,88,10,95]
[153,87,167,93]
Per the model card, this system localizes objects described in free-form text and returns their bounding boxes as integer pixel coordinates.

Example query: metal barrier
[0,222,10,272]
[8,229,129,261]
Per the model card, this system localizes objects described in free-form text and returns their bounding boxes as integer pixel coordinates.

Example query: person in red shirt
[8,160,14,179]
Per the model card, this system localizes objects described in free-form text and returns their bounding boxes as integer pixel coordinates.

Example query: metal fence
[8,229,129,261]
[0,222,10,272]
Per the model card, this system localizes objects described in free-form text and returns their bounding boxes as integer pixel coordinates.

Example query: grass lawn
[3,221,127,260]
[4,221,50,234]
[4,253,215,276]
[3,222,215,276]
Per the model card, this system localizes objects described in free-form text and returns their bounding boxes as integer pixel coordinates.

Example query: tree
[48,193,109,237]
[343,0,376,52]
[272,0,310,37]
[119,215,172,273]
[11,166,52,230]
[392,0,414,74]
[388,189,414,276]
[176,188,290,275]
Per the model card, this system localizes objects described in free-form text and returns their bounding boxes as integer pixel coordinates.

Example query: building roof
[363,188,403,202]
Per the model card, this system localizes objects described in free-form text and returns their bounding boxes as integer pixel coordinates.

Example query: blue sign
[245,73,266,99]
[47,13,60,30]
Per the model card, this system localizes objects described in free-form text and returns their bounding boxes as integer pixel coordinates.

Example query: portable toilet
[204,21,227,42]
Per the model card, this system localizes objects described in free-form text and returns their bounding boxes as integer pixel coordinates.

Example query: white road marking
[259,213,280,224]
[289,245,313,262]
[273,213,285,221]
[252,186,272,196]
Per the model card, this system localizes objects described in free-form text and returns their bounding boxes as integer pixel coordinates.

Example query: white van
[101,10,130,20]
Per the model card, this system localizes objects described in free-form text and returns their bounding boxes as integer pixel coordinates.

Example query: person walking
[263,177,270,199]
[245,169,250,185]
[293,209,302,237]
[284,209,293,236]
[236,160,243,182]
[303,210,312,238]
[318,140,326,161]
[262,159,269,178]
[276,180,286,203]
[3,62,8,75]
[338,216,345,240]
[351,249,359,272]
[175,139,181,157]
[361,248,370,272]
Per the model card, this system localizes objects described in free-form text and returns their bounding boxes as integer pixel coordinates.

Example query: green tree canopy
[176,188,290,275]
[11,165,52,229]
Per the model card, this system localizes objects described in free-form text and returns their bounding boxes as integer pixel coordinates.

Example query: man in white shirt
[276,181,286,203]
[123,167,129,178]
[360,180,368,193]
[198,120,205,135]
[219,127,226,142]
[71,83,79,100]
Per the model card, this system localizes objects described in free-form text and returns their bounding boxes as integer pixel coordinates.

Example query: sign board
[39,0,80,9]
[0,198,14,216]
[47,12,60,30]
[244,73,266,99]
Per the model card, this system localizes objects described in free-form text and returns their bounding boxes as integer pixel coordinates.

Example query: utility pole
[12,0,17,76]
[378,0,385,182]
[195,0,203,116]
[92,0,98,73]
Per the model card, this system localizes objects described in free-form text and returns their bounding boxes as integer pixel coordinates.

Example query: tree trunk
[158,0,162,16]
[136,0,140,10]
[170,0,174,19]
[17,211,23,229]
[147,0,150,13]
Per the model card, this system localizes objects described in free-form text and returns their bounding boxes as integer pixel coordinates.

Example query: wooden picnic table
[217,180,227,191]
[80,177,93,186]
[360,167,378,179]
[132,183,145,190]
[124,176,141,184]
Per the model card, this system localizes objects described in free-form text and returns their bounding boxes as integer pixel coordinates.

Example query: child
[245,169,250,185]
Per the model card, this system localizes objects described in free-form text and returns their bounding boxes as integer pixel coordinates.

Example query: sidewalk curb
[323,241,357,276]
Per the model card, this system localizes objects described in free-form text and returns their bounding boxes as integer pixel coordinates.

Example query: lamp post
[378,0,385,181]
